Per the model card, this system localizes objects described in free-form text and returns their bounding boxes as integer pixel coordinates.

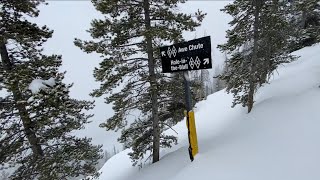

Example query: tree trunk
[0,39,44,157]
[143,0,160,163]
[261,37,272,85]
[261,0,278,85]
[248,0,262,113]
[301,10,307,29]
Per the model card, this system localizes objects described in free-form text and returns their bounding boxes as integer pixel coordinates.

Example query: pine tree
[199,69,210,99]
[189,70,207,101]
[213,64,227,92]
[218,0,295,113]
[289,0,320,50]
[75,0,205,165]
[0,1,102,179]
[161,73,185,126]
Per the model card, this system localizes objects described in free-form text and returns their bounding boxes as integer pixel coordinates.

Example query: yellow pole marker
[184,110,199,160]
[188,111,198,157]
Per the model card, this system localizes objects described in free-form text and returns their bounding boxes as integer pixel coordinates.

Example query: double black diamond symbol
[167,46,177,58]
[189,56,201,69]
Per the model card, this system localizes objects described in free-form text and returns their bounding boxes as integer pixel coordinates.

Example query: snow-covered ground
[96,44,320,180]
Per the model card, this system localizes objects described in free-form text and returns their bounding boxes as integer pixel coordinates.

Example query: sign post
[160,36,212,161]
[183,71,199,161]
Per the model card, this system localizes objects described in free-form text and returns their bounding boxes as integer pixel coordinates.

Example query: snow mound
[96,44,320,180]
[28,77,56,94]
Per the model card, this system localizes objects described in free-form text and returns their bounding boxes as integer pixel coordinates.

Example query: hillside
[95,44,320,180]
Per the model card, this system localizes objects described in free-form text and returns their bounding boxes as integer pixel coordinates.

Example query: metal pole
[183,71,192,111]
[183,71,194,161]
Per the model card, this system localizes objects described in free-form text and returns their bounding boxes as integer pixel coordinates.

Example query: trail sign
[160,36,212,73]
[160,37,212,161]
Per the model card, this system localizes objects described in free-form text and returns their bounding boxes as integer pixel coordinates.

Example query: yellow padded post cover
[188,111,198,157]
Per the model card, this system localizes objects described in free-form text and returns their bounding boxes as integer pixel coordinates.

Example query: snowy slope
[96,44,320,180]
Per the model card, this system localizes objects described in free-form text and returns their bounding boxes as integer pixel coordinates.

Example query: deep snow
[95,44,320,180]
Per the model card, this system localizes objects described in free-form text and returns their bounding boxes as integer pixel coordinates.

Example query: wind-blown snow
[28,77,56,94]
[95,44,320,180]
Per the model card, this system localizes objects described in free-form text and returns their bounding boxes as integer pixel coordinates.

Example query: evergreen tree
[213,64,227,92]
[289,0,320,50]
[199,69,210,99]
[218,0,295,113]
[75,0,205,165]
[0,1,102,179]
[160,73,185,126]
[189,70,208,101]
